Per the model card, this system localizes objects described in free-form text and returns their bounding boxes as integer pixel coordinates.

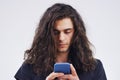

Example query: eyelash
[54,30,72,35]
[54,31,59,35]
[65,31,71,34]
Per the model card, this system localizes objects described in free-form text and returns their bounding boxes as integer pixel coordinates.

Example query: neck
[55,52,69,63]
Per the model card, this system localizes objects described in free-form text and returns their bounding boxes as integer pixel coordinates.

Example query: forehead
[54,18,74,30]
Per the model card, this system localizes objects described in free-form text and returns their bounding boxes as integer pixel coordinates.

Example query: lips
[58,44,67,48]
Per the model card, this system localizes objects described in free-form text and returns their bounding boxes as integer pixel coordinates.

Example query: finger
[70,64,77,76]
[53,72,64,77]
[59,74,79,80]
[58,74,72,80]
[46,72,64,80]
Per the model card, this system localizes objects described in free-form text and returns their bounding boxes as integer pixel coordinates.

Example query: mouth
[58,44,67,48]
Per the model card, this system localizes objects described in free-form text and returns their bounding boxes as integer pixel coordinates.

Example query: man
[15,3,107,80]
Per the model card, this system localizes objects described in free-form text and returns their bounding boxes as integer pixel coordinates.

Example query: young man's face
[54,18,74,53]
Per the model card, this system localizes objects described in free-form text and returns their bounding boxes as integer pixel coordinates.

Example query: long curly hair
[24,3,96,76]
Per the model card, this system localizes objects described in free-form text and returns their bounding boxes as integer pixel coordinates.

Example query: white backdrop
[0,0,120,80]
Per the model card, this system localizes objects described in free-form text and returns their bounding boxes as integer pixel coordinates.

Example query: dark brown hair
[24,3,96,76]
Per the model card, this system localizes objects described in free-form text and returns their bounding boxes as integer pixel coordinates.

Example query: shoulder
[95,59,105,72]
[20,62,33,73]
[14,63,35,80]
[95,59,103,68]
[93,59,107,80]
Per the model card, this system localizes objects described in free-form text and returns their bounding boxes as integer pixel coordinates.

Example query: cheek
[68,34,74,42]
[54,36,59,40]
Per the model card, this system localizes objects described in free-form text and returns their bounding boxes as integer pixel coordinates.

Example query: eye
[64,29,72,34]
[53,30,60,35]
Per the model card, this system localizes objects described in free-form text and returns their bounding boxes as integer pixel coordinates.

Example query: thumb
[70,64,77,76]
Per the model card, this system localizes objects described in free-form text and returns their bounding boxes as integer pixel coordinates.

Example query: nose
[59,32,65,41]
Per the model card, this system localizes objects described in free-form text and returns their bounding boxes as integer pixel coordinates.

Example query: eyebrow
[53,28,74,31]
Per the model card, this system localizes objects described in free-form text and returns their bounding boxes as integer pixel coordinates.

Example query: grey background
[0,0,120,80]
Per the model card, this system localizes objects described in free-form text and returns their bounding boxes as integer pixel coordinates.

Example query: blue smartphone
[54,63,71,74]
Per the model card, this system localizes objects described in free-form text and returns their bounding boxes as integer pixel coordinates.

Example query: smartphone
[54,63,71,74]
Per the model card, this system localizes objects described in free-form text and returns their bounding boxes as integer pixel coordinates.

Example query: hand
[46,72,64,80]
[46,64,80,80]
[58,64,80,80]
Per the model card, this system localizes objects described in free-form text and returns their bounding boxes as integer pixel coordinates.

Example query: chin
[58,49,68,53]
